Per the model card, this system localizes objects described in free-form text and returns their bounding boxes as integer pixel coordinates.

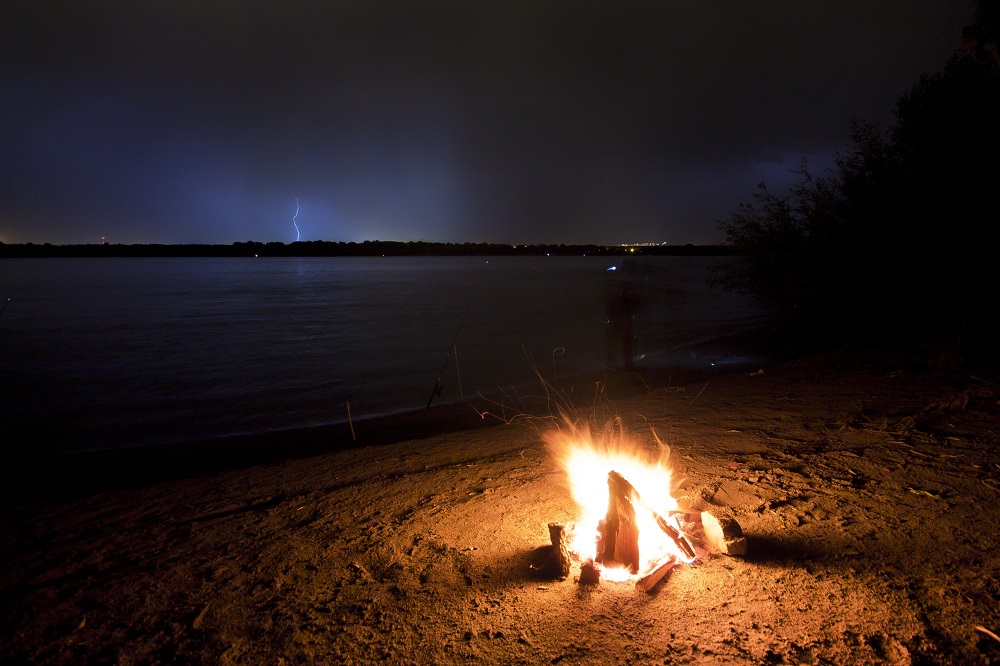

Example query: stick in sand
[427,261,487,409]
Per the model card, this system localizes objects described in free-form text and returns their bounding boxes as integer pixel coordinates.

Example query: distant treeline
[0,240,734,258]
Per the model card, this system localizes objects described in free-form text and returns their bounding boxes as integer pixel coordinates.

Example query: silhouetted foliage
[962,0,1000,64]
[714,16,999,361]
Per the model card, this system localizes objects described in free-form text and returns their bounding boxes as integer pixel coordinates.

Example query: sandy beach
[2,339,999,665]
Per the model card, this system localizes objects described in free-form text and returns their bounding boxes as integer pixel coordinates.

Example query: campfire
[539,419,746,592]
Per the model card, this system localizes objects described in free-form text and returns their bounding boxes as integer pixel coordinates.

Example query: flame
[544,418,693,579]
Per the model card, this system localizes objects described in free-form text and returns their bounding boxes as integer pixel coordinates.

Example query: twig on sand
[689,382,709,405]
[975,625,1000,645]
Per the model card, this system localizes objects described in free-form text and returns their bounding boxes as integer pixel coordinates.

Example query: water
[0,255,765,455]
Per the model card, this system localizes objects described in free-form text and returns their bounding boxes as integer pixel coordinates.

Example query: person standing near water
[603,271,642,368]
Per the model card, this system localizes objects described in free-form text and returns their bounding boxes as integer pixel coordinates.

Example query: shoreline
[3,327,776,503]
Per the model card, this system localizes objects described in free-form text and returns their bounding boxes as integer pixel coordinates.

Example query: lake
[0,255,765,454]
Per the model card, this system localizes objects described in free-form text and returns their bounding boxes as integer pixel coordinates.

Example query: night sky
[1,2,974,246]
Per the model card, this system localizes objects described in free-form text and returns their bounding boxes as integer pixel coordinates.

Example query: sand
[2,343,999,665]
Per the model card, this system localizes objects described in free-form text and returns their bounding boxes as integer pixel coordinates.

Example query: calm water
[0,256,765,454]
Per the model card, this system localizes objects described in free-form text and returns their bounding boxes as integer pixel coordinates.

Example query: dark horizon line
[0,240,735,258]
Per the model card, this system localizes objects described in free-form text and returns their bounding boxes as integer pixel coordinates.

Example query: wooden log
[635,554,677,593]
[701,511,747,556]
[547,523,571,579]
[606,472,640,574]
[652,511,697,561]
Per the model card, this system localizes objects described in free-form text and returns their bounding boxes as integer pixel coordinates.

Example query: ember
[543,419,705,590]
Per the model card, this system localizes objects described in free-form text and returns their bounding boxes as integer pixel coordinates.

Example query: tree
[714,21,999,357]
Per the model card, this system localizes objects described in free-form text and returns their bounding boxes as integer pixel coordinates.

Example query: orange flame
[544,418,692,580]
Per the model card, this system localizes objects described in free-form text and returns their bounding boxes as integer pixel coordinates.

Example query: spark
[291,195,301,242]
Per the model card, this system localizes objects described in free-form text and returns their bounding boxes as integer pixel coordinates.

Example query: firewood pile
[537,470,748,592]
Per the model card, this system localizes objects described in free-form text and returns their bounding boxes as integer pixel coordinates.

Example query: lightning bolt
[291,195,301,242]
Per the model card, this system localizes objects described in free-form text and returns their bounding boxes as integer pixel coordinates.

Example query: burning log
[635,554,677,593]
[603,471,641,573]
[607,471,697,561]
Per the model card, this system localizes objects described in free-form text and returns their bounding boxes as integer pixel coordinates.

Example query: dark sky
[1,1,974,246]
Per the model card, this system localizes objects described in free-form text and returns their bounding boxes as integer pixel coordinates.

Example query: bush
[713,43,999,361]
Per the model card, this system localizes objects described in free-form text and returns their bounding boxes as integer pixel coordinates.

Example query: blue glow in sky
[0,1,975,245]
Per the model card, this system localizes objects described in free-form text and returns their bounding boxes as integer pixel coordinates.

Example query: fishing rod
[0,297,10,318]
[426,261,488,409]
